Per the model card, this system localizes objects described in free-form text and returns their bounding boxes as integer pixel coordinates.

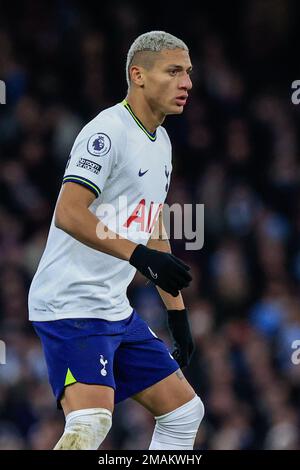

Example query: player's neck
[125,93,165,134]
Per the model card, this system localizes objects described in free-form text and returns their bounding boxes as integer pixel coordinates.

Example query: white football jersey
[28,100,172,321]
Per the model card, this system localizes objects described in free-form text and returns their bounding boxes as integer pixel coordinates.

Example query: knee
[54,408,112,450]
[157,395,204,430]
[153,395,205,448]
[194,395,205,426]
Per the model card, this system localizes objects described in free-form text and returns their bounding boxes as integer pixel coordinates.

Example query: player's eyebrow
[167,64,193,72]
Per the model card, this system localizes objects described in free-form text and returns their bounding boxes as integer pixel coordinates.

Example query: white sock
[54,408,112,450]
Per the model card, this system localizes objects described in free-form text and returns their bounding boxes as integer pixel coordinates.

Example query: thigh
[132,370,196,416]
[33,318,122,413]
[113,314,182,405]
[61,382,115,417]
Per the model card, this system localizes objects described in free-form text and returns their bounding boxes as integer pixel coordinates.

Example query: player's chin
[167,104,185,115]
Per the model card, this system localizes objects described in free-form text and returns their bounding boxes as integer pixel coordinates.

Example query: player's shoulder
[71,103,127,158]
[81,103,126,138]
[69,103,128,163]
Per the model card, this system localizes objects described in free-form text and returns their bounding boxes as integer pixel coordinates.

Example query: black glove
[129,244,192,297]
[167,308,194,368]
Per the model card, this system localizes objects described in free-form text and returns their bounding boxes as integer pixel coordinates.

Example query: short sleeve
[63,116,120,198]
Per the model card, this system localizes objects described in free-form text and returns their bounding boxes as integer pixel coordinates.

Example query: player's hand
[129,244,192,297]
[167,308,195,368]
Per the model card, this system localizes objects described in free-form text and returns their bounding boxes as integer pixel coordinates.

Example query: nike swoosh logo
[147,266,158,279]
[139,169,149,177]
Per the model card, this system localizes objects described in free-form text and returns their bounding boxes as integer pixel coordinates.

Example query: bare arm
[147,210,186,310]
[55,182,137,261]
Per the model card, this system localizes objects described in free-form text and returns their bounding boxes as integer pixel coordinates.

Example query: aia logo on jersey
[123,199,163,233]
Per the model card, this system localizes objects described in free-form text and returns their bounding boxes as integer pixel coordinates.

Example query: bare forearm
[147,237,185,310]
[156,285,185,310]
[55,204,137,261]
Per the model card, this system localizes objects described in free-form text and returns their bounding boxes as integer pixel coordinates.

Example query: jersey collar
[122,99,157,142]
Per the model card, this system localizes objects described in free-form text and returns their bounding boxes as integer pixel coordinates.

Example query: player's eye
[169,70,178,76]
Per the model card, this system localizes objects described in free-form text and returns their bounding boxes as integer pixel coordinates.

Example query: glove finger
[158,276,183,295]
[171,290,180,297]
[165,286,180,297]
[170,254,191,271]
[169,271,192,288]
[172,348,189,368]
[168,264,192,282]
[171,265,193,283]
[159,280,179,297]
[168,278,191,293]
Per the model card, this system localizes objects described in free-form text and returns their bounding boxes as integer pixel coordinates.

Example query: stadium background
[0,0,300,449]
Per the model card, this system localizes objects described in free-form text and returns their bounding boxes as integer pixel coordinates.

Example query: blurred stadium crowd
[0,0,300,450]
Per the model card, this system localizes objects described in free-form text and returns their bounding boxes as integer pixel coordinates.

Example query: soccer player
[28,31,205,450]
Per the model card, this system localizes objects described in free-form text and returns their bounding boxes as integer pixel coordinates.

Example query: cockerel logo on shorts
[100,355,108,376]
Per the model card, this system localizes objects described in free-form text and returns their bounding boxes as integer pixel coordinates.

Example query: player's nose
[179,72,192,91]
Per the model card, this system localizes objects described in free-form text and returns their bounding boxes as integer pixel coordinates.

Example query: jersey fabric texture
[28,100,172,322]
[32,309,179,407]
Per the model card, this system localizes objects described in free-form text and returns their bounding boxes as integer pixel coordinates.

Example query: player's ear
[130,65,145,87]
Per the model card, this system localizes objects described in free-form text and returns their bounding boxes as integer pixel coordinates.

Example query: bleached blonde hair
[126,31,188,88]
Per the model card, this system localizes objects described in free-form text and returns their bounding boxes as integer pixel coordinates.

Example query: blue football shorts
[32,309,179,408]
